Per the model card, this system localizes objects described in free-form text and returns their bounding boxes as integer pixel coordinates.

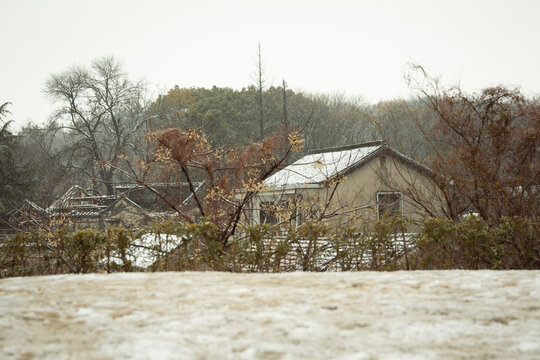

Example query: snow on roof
[23,200,46,213]
[49,210,101,218]
[47,185,90,211]
[101,195,147,214]
[264,143,383,187]
[6,199,47,217]
[115,182,200,189]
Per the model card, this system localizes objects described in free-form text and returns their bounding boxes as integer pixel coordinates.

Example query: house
[247,141,443,229]
[40,185,150,230]
[3,180,207,233]
[113,182,196,211]
[5,184,178,232]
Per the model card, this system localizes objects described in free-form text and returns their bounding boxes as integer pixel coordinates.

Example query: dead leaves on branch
[151,127,295,185]
[424,85,539,222]
[144,126,302,233]
[154,128,212,166]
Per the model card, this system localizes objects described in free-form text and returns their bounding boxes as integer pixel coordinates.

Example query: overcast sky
[2,0,539,130]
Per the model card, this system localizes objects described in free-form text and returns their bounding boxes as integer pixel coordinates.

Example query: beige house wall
[251,153,446,230]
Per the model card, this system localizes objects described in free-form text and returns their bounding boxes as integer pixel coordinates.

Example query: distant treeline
[147,85,434,157]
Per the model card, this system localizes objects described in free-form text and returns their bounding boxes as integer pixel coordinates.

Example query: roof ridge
[264,142,386,188]
[99,194,147,215]
[306,140,386,155]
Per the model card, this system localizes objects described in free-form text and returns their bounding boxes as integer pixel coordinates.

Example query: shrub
[1,216,536,278]
[414,216,539,269]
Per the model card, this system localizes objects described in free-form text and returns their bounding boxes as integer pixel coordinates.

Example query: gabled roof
[22,199,46,213]
[7,199,47,217]
[263,141,432,189]
[47,185,90,211]
[101,195,146,214]
[264,141,384,188]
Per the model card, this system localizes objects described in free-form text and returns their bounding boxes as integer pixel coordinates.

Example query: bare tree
[368,99,436,162]
[282,79,288,129]
[43,57,149,195]
[384,65,540,223]
[110,125,306,248]
[255,43,266,140]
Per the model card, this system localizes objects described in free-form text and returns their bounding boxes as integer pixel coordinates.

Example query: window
[377,192,402,219]
[296,204,319,226]
[259,200,292,225]
[260,201,280,225]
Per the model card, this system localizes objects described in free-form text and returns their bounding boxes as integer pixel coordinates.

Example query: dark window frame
[259,200,295,226]
[376,192,402,220]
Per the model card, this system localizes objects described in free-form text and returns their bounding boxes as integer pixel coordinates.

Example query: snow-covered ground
[1,271,539,359]
[103,233,183,269]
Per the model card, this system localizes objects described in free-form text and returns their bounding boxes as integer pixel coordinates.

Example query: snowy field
[1,271,539,359]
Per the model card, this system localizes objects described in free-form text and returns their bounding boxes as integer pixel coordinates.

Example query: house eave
[260,183,323,193]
